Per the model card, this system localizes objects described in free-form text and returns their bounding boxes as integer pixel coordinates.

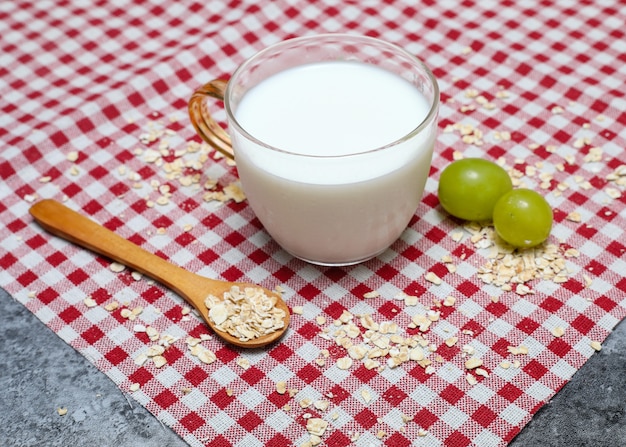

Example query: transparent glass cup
[189,34,439,266]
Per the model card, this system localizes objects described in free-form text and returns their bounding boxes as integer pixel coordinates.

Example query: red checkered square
[441,384,465,405]
[104,346,130,366]
[445,431,472,447]
[354,407,378,429]
[81,325,105,345]
[384,432,412,447]
[154,389,179,409]
[179,412,205,433]
[210,388,235,410]
[238,411,263,432]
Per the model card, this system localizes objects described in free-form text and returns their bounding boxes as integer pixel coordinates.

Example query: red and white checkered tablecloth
[1,1,625,446]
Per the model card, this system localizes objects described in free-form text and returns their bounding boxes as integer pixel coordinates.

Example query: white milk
[231,61,436,264]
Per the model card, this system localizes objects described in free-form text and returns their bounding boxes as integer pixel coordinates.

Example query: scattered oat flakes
[336,357,353,370]
[465,357,483,370]
[133,324,146,333]
[566,212,582,222]
[452,231,465,243]
[475,368,489,378]
[363,290,380,299]
[83,297,97,308]
[306,417,328,438]
[606,165,626,184]
[57,407,68,416]
[146,345,165,357]
[236,357,251,370]
[156,195,169,206]
[574,137,590,149]
[404,294,419,306]
[445,336,458,347]
[605,187,622,199]
[152,355,167,368]
[223,183,246,203]
[360,389,372,404]
[466,373,478,385]
[425,271,442,285]
[134,353,148,366]
[314,400,330,411]
[110,262,125,273]
[146,326,159,341]
[104,301,119,312]
[583,146,603,163]
[508,345,529,355]
[186,337,217,365]
[493,130,511,141]
[590,341,602,352]
[464,88,479,99]
[443,296,456,307]
[129,383,140,392]
[445,122,484,146]
[468,222,572,294]
[496,89,510,99]
[551,326,565,338]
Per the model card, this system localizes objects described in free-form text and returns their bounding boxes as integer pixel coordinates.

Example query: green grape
[438,158,513,221]
[492,189,553,248]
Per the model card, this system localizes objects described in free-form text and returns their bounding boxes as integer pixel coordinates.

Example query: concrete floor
[1,287,624,446]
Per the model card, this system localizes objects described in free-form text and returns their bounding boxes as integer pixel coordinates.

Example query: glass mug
[189,34,439,266]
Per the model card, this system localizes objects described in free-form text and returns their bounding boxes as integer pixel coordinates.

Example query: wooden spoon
[29,199,290,348]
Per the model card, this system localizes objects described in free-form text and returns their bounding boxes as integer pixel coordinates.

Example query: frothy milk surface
[230,61,436,264]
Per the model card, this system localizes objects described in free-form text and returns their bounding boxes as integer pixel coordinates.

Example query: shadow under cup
[189,34,439,266]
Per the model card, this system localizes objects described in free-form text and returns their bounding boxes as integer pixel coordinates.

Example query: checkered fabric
[1,1,625,446]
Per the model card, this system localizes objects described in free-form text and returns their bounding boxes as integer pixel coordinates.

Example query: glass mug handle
[188,79,235,160]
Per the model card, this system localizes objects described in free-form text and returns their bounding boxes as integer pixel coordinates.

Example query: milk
[230,61,436,264]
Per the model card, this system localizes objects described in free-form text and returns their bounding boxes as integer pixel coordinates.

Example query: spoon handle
[29,199,202,300]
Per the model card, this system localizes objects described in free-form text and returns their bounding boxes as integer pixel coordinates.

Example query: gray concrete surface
[1,287,624,446]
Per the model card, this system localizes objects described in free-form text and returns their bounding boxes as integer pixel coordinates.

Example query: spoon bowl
[29,199,290,348]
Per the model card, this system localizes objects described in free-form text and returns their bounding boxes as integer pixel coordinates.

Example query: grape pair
[438,158,553,248]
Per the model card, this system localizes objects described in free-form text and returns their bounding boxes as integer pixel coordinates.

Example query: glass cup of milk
[189,34,439,266]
